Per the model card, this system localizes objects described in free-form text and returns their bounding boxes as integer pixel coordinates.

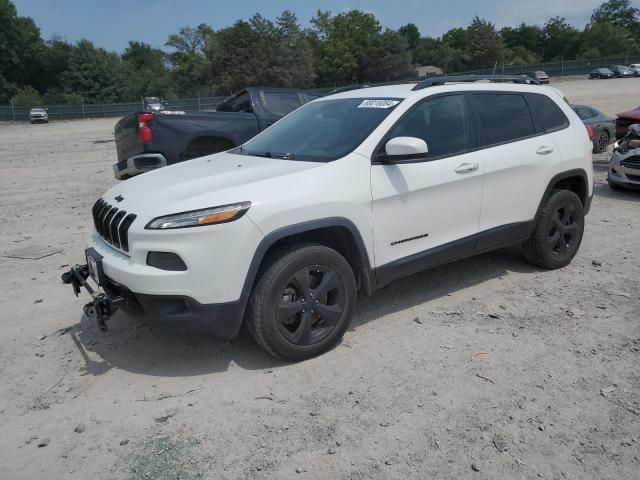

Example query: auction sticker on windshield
[358,99,401,109]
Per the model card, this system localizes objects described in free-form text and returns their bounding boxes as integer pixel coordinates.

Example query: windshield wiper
[244,150,296,159]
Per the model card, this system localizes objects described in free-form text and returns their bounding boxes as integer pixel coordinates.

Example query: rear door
[370,93,485,282]
[470,92,565,247]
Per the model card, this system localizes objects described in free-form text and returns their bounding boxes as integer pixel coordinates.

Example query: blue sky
[13,0,605,52]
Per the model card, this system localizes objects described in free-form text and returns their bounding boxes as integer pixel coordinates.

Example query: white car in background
[629,64,640,76]
[63,75,594,361]
[29,107,48,124]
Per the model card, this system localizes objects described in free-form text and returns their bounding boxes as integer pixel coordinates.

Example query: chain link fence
[2,53,639,122]
[446,54,640,77]
[0,96,225,122]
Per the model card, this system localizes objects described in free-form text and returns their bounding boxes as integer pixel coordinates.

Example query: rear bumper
[114,153,167,180]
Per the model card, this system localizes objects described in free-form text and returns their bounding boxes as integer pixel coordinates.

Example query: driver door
[370,94,484,282]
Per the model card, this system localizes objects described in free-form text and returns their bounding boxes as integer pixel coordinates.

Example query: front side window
[386,94,470,159]
[239,98,401,162]
[471,93,535,146]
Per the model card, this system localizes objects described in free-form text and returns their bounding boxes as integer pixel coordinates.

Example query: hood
[617,108,640,120]
[103,151,321,219]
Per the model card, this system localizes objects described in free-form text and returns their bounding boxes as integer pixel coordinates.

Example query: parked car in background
[608,65,634,78]
[143,97,164,111]
[572,105,615,153]
[525,71,550,84]
[629,64,640,76]
[113,87,323,179]
[615,107,640,139]
[589,68,614,79]
[29,107,48,124]
[608,124,640,190]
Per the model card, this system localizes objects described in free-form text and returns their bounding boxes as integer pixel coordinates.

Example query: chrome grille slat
[91,198,136,253]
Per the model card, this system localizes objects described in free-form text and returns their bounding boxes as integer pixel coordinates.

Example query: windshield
[238,98,402,162]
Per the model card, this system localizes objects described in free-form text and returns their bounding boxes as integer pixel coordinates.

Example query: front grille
[627,174,640,182]
[92,198,137,252]
[621,155,640,170]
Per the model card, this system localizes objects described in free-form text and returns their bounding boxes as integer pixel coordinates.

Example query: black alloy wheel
[247,244,356,360]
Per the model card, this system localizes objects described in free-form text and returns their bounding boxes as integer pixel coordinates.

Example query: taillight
[138,112,154,144]
[586,125,595,141]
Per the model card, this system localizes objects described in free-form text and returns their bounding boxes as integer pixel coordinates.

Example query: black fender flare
[236,217,373,316]
[535,168,592,220]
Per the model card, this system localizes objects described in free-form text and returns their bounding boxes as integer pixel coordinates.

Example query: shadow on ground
[67,246,540,377]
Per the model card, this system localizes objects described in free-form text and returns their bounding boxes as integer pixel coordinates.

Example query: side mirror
[382,136,428,162]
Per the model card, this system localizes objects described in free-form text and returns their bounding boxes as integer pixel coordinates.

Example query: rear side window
[217,92,252,113]
[573,106,594,121]
[261,92,301,116]
[526,93,569,132]
[471,94,535,146]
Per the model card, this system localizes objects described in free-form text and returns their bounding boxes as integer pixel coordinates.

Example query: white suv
[63,76,594,360]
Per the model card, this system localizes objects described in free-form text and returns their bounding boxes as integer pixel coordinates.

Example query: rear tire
[523,189,584,269]
[246,244,356,361]
[593,131,609,153]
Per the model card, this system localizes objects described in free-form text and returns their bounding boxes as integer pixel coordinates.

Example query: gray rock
[493,434,509,452]
[120,439,129,446]
[295,466,303,474]
[74,424,85,433]
[471,463,480,472]
[37,438,50,448]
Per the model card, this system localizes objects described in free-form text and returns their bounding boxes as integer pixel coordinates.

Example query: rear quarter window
[471,93,535,146]
[525,93,569,132]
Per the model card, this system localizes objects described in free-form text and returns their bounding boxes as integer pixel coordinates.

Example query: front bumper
[114,153,167,180]
[62,262,245,339]
[608,148,640,187]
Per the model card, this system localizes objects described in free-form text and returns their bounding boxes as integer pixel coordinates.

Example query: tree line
[1,0,639,106]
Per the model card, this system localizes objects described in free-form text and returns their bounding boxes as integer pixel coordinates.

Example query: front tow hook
[61,265,124,331]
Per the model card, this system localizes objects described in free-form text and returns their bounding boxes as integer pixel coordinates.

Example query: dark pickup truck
[113,87,322,179]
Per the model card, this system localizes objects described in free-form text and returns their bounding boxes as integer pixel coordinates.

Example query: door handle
[536,146,554,155]
[454,162,479,173]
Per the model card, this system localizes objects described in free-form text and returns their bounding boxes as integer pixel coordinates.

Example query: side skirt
[373,221,534,289]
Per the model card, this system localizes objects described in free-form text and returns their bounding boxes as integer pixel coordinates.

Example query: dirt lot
[0,78,639,480]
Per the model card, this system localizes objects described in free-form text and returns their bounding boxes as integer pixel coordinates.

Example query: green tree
[311,10,381,85]
[465,17,505,69]
[165,24,213,96]
[0,0,45,102]
[60,39,127,102]
[500,23,542,56]
[362,29,412,82]
[399,23,421,50]
[540,17,581,60]
[591,0,640,35]
[582,21,639,57]
[10,85,41,106]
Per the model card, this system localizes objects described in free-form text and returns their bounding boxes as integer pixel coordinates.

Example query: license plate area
[85,248,104,286]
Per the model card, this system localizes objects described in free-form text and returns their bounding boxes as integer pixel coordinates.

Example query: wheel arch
[239,218,374,316]
[536,169,591,220]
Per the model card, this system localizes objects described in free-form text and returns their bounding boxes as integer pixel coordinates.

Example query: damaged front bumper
[61,247,246,338]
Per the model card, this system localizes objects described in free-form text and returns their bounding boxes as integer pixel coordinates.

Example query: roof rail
[412,75,540,91]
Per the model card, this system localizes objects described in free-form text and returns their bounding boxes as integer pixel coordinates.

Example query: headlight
[145,202,251,229]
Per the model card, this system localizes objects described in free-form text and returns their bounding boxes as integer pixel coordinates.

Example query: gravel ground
[0,78,639,480]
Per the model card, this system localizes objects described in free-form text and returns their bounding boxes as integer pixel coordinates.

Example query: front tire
[247,244,357,361]
[523,190,584,269]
